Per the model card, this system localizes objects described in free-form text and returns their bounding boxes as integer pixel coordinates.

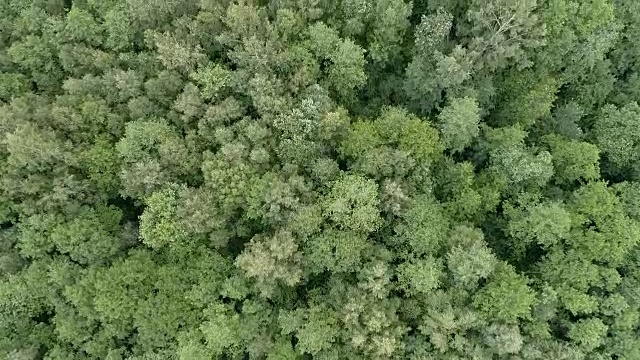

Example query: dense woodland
[1,0,640,359]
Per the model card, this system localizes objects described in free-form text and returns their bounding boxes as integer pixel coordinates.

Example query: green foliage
[146,30,206,74]
[235,231,303,296]
[340,107,442,179]
[190,63,231,101]
[139,186,186,249]
[199,303,241,355]
[397,257,443,295]
[116,119,196,199]
[2,1,640,359]
[395,195,449,256]
[279,305,339,355]
[593,102,640,175]
[506,200,572,248]
[473,264,536,323]
[437,96,481,153]
[446,226,498,286]
[322,174,382,233]
[614,181,640,220]
[305,229,370,273]
[568,318,608,352]
[366,0,412,65]
[483,125,555,187]
[466,0,546,71]
[306,22,367,99]
[544,134,601,184]
[494,71,560,128]
[404,9,465,113]
[50,205,124,264]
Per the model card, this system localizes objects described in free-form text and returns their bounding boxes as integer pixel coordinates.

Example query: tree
[434,159,483,221]
[568,181,640,266]
[543,134,600,185]
[395,194,450,257]
[279,305,340,356]
[397,256,443,295]
[465,0,546,71]
[446,225,498,287]
[139,185,187,249]
[305,229,370,273]
[189,63,231,101]
[60,7,104,47]
[437,96,481,153]
[306,23,367,100]
[482,125,555,188]
[593,102,640,177]
[322,174,382,233]
[568,318,608,353]
[492,70,560,128]
[340,107,442,179]
[505,200,572,249]
[50,205,124,265]
[145,30,207,74]
[7,35,63,93]
[235,231,303,297]
[483,323,523,356]
[366,0,413,65]
[473,263,536,323]
[103,6,136,52]
[245,171,305,227]
[613,181,640,220]
[404,9,467,113]
[116,119,197,199]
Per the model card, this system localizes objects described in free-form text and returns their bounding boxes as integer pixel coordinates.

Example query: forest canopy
[2,0,640,359]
